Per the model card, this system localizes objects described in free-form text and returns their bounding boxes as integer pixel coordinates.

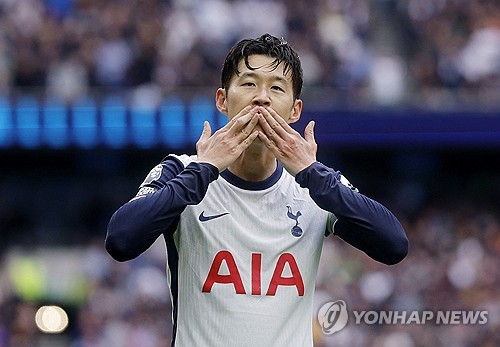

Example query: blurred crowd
[1,199,499,346]
[315,202,500,347]
[1,0,500,346]
[0,0,499,106]
[1,149,499,346]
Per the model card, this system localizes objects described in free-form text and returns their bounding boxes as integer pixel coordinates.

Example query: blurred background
[0,0,499,346]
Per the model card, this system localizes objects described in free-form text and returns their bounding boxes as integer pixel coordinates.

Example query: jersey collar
[220,162,283,191]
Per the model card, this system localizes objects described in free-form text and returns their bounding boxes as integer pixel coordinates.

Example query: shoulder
[164,154,198,167]
[140,154,195,185]
[135,154,197,194]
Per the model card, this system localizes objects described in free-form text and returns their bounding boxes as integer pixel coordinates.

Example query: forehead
[235,54,291,81]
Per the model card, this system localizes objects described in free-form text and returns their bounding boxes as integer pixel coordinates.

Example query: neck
[227,141,277,181]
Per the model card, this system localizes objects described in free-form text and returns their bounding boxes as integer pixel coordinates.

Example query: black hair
[221,33,303,100]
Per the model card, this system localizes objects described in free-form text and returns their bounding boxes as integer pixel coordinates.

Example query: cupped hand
[196,105,261,171]
[257,107,317,176]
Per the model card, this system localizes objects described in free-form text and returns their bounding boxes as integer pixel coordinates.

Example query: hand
[257,107,317,176]
[196,105,260,171]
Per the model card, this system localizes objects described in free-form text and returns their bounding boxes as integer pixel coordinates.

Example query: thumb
[304,120,316,143]
[198,121,212,142]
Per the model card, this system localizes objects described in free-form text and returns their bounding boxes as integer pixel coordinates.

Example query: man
[105,33,408,346]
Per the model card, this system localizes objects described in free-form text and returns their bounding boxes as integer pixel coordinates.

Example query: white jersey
[166,154,331,346]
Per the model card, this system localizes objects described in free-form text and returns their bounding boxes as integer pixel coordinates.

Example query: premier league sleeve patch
[140,164,163,187]
[340,174,359,192]
[129,164,164,201]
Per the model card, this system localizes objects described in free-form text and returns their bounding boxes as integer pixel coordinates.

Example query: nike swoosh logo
[198,211,230,222]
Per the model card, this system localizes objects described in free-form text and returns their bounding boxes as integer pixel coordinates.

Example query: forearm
[296,162,408,265]
[105,161,218,261]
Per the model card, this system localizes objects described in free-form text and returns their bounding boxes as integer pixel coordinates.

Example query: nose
[251,87,271,107]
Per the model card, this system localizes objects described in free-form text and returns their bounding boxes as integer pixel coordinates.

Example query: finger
[227,105,256,126]
[226,106,259,133]
[236,130,259,151]
[198,121,212,142]
[264,107,295,134]
[241,113,260,135]
[257,130,280,154]
[235,105,256,119]
[258,110,286,141]
[304,120,316,143]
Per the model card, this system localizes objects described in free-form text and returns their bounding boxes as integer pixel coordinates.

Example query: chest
[177,178,328,256]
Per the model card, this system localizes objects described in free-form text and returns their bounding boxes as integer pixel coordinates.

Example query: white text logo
[318,300,488,335]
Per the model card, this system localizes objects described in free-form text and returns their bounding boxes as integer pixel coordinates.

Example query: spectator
[0,0,497,105]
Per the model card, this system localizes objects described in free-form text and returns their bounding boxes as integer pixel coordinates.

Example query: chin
[248,136,265,149]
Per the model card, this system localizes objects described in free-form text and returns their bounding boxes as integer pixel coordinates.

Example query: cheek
[227,95,255,117]
[276,103,296,121]
[225,90,245,114]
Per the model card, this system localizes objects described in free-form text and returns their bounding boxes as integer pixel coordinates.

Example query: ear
[288,99,303,124]
[215,88,228,115]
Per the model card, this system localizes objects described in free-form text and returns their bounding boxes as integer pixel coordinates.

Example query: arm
[295,162,408,265]
[105,157,219,262]
[255,109,407,264]
[106,106,263,262]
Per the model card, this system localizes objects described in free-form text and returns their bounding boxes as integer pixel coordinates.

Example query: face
[216,54,302,129]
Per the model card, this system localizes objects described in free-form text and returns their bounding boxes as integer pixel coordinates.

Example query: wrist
[196,159,222,172]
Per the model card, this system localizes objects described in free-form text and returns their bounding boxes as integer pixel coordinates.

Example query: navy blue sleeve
[295,162,408,265]
[105,158,219,262]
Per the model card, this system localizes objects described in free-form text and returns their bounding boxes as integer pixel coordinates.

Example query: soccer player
[105,33,408,346]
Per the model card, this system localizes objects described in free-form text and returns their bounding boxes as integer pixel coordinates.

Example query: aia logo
[318,300,349,334]
[202,251,304,296]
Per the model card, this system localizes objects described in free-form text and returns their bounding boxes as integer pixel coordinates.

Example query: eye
[272,85,285,92]
[242,82,255,87]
